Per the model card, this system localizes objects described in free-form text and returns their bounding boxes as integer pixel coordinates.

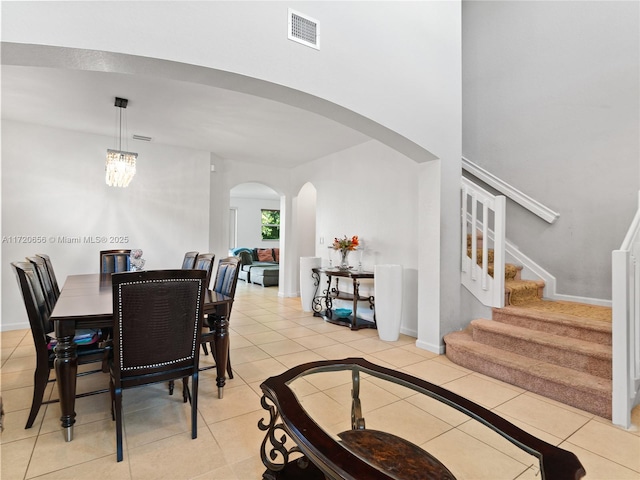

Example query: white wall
[2,121,210,330]
[293,140,420,336]
[230,196,281,250]
[463,1,640,300]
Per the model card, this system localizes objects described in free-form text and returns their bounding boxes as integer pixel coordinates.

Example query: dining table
[50,272,233,441]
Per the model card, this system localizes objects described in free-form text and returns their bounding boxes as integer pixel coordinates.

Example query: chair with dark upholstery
[26,256,57,314]
[100,249,131,273]
[35,253,60,301]
[108,269,206,462]
[12,262,108,429]
[181,251,199,270]
[193,253,215,289]
[201,257,240,379]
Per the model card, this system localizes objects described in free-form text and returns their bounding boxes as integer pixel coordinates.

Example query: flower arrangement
[332,235,359,252]
[129,249,145,271]
[332,235,359,269]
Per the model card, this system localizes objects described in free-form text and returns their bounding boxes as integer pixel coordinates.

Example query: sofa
[234,247,280,287]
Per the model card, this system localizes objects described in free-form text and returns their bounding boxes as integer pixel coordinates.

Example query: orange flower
[333,235,359,251]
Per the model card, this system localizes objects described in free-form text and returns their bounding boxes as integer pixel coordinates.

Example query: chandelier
[105,97,137,187]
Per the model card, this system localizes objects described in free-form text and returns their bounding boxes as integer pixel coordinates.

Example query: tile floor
[1,281,639,479]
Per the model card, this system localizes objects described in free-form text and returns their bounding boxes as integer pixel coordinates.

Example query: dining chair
[11,262,109,429]
[26,256,58,314]
[107,269,207,462]
[201,257,240,379]
[193,253,215,289]
[181,251,199,269]
[100,249,131,273]
[35,253,60,301]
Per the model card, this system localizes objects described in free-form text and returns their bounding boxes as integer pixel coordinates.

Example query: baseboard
[415,338,445,355]
[1,321,28,332]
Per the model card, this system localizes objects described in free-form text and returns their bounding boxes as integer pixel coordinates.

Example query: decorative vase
[339,249,350,269]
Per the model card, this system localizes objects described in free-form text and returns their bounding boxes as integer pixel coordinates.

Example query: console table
[311,267,375,330]
[258,358,586,480]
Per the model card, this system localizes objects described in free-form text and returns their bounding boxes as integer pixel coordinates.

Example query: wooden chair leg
[25,365,50,428]
[114,386,124,462]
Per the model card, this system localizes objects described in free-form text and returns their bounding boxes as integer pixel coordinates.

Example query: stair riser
[492,310,611,346]
[472,328,611,380]
[445,344,611,418]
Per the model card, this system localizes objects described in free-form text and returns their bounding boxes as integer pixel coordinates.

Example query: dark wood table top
[51,273,231,323]
[312,267,374,279]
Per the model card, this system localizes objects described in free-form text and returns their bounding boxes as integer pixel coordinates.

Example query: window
[261,209,280,240]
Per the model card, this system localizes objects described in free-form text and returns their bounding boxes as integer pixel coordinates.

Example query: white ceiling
[1,65,371,169]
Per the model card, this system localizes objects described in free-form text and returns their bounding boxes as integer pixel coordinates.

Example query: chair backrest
[193,253,215,288]
[27,256,57,314]
[12,262,53,357]
[111,269,207,386]
[35,253,60,300]
[100,249,131,273]
[212,257,241,299]
[181,251,199,270]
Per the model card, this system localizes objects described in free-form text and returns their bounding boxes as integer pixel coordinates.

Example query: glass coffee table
[258,358,585,480]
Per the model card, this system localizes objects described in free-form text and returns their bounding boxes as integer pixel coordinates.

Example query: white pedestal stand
[374,264,403,341]
[300,257,321,312]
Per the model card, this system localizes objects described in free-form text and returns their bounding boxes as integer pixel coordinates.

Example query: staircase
[447,236,613,419]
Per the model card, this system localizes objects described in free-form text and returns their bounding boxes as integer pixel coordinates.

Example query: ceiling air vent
[132,134,152,142]
[288,9,319,50]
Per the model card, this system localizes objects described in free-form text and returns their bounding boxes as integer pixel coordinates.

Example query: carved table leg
[351,369,365,430]
[54,334,78,441]
[213,307,230,399]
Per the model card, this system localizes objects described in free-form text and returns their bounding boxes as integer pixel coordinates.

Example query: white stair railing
[612,191,640,428]
[461,177,506,308]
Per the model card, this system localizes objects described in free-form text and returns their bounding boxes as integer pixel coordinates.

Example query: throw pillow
[257,249,273,262]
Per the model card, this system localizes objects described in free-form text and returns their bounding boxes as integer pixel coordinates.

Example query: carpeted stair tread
[444,330,611,418]
[505,279,545,305]
[470,319,611,379]
[492,303,611,345]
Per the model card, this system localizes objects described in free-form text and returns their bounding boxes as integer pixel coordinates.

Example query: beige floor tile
[1,369,37,391]
[230,323,272,336]
[370,346,432,368]
[229,455,268,479]
[346,336,396,354]
[278,325,321,339]
[423,428,534,480]
[8,344,35,359]
[250,313,285,323]
[296,391,351,432]
[441,374,522,409]
[1,329,28,347]
[41,391,112,434]
[192,464,239,480]
[123,398,195,449]
[199,384,262,424]
[494,411,564,446]
[128,428,226,479]
[401,343,439,359]
[1,354,36,374]
[26,418,117,477]
[32,452,134,479]
[290,333,337,349]
[2,383,52,414]
[401,359,470,385]
[225,345,271,365]
[405,392,472,427]
[243,330,288,346]
[0,407,43,444]
[274,350,326,369]
[298,370,352,391]
[494,393,591,440]
[561,442,639,479]
[1,436,37,480]
[364,400,452,446]
[312,343,365,360]
[230,358,287,384]
[258,339,307,357]
[208,410,267,465]
[566,419,640,472]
